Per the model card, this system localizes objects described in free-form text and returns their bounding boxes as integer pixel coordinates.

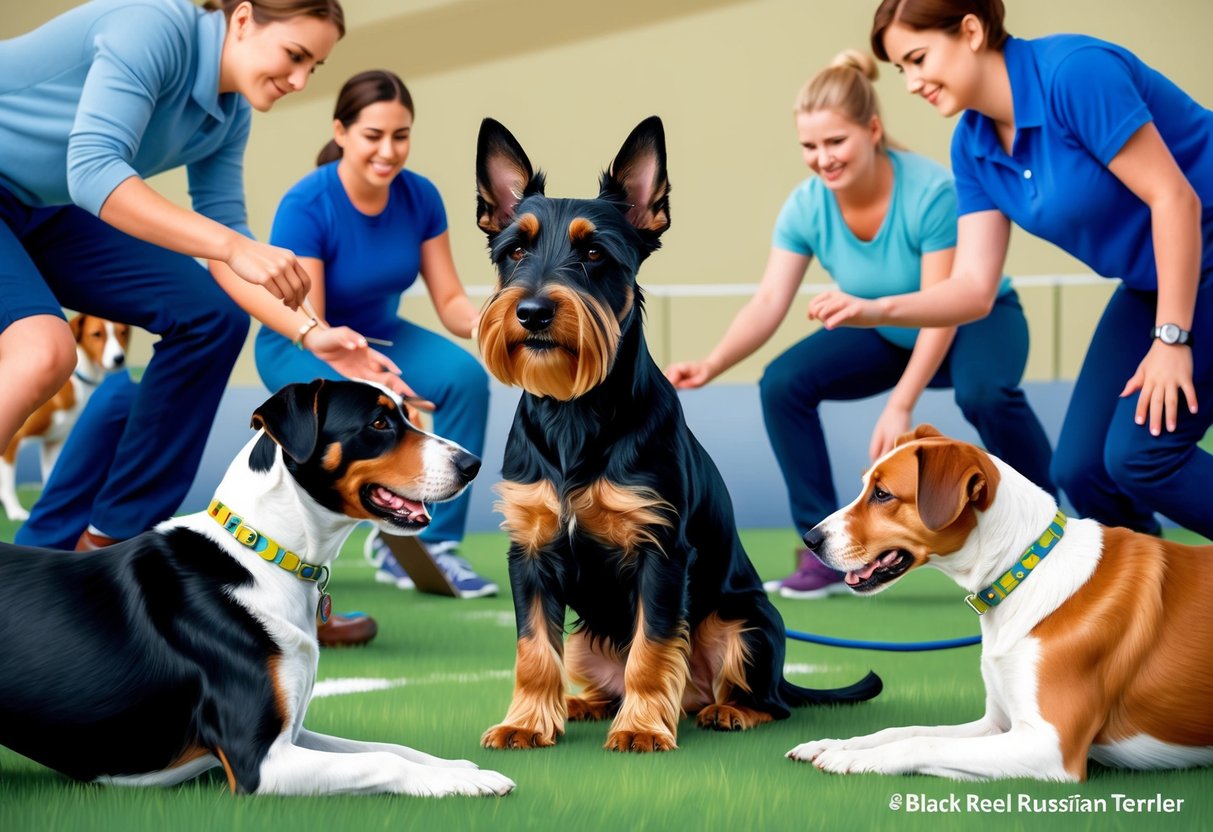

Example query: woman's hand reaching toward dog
[665,359,718,389]
[302,326,434,409]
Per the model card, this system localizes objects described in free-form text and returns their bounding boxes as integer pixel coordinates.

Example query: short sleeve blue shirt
[269,164,448,338]
[773,149,1007,349]
[951,35,1213,290]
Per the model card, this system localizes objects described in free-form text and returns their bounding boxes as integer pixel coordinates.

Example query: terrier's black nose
[803,525,825,553]
[516,296,556,332]
[454,451,482,484]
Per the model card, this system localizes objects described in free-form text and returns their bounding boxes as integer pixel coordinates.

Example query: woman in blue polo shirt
[665,51,1053,598]
[215,70,497,612]
[0,0,345,549]
[810,0,1213,536]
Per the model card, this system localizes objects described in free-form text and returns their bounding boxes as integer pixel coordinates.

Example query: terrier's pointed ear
[251,379,325,463]
[476,118,546,236]
[600,116,670,239]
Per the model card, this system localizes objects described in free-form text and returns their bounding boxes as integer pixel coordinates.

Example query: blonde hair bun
[829,49,878,81]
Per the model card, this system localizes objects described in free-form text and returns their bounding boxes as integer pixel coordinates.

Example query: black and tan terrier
[475,117,881,753]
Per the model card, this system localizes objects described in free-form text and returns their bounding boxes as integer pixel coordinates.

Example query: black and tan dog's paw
[695,704,774,732]
[604,730,677,753]
[480,724,558,750]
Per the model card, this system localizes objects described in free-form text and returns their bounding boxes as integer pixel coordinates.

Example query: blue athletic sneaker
[366,531,498,598]
[429,544,499,599]
[367,530,415,590]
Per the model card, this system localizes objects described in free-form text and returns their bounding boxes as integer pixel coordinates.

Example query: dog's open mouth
[844,549,914,593]
[362,484,431,530]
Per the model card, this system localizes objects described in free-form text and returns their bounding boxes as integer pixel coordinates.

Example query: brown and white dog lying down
[787,425,1213,781]
[0,313,130,521]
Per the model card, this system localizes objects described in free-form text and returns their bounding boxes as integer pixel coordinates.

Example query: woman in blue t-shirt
[217,71,497,633]
[665,51,1053,597]
[812,0,1213,538]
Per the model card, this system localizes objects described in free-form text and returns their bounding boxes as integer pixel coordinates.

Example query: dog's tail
[780,671,883,706]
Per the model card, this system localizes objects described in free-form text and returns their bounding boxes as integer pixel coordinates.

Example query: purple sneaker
[769,549,849,599]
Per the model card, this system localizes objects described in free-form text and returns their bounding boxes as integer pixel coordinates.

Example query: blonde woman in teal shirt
[665,51,1053,597]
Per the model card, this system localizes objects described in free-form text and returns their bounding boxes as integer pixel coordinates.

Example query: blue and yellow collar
[965,510,1067,615]
[207,499,329,587]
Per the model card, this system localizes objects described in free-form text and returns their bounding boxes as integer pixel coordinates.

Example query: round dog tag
[316,592,332,625]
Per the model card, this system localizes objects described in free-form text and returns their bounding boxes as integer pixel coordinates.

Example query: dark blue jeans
[1052,277,1213,537]
[760,290,1055,534]
[1,188,248,543]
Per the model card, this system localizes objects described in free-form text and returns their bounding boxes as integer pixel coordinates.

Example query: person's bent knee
[1103,440,1180,504]
[954,382,1017,421]
[759,357,814,413]
[1,316,77,397]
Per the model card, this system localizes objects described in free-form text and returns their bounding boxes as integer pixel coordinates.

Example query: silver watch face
[1159,323,1181,344]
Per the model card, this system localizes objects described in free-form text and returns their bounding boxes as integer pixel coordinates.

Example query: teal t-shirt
[772,149,1008,349]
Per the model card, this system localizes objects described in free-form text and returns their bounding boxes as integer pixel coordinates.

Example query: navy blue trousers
[760,290,1055,534]
[1052,277,1213,537]
[1,189,248,543]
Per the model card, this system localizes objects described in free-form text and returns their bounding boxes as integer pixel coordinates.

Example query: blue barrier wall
[19,380,1076,533]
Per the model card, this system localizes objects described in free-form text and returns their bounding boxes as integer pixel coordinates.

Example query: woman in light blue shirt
[815,0,1213,537]
[0,0,345,549]
[665,51,1053,597]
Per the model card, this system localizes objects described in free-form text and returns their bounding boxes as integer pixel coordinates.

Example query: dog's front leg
[296,728,479,769]
[482,547,568,750]
[807,728,1075,781]
[606,555,690,752]
[788,716,1004,762]
[255,736,516,796]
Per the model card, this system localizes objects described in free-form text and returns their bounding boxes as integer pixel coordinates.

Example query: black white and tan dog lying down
[472,116,882,753]
[0,380,515,797]
[789,425,1213,781]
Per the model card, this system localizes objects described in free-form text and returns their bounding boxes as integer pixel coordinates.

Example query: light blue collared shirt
[0,0,252,236]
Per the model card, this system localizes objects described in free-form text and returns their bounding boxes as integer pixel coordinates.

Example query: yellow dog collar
[965,510,1067,616]
[207,499,332,622]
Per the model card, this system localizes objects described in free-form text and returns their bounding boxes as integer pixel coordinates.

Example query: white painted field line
[314,665,832,699]
[313,669,513,699]
[782,663,834,676]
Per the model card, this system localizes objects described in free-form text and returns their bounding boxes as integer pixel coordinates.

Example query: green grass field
[1,495,1208,832]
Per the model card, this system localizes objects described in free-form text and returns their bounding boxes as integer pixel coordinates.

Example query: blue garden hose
[786,629,981,652]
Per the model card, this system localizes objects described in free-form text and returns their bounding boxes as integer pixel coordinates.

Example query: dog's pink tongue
[846,552,898,585]
[374,487,429,521]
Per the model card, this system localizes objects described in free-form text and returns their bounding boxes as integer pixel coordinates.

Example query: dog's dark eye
[585,247,603,262]
[871,487,892,503]
[509,246,525,262]
[370,417,390,430]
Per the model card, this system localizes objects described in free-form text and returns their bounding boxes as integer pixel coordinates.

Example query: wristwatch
[1151,323,1193,347]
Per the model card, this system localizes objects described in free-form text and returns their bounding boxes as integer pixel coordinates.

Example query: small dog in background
[0,314,130,521]
[474,116,880,754]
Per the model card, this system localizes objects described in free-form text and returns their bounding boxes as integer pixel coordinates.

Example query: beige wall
[6,0,1208,384]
